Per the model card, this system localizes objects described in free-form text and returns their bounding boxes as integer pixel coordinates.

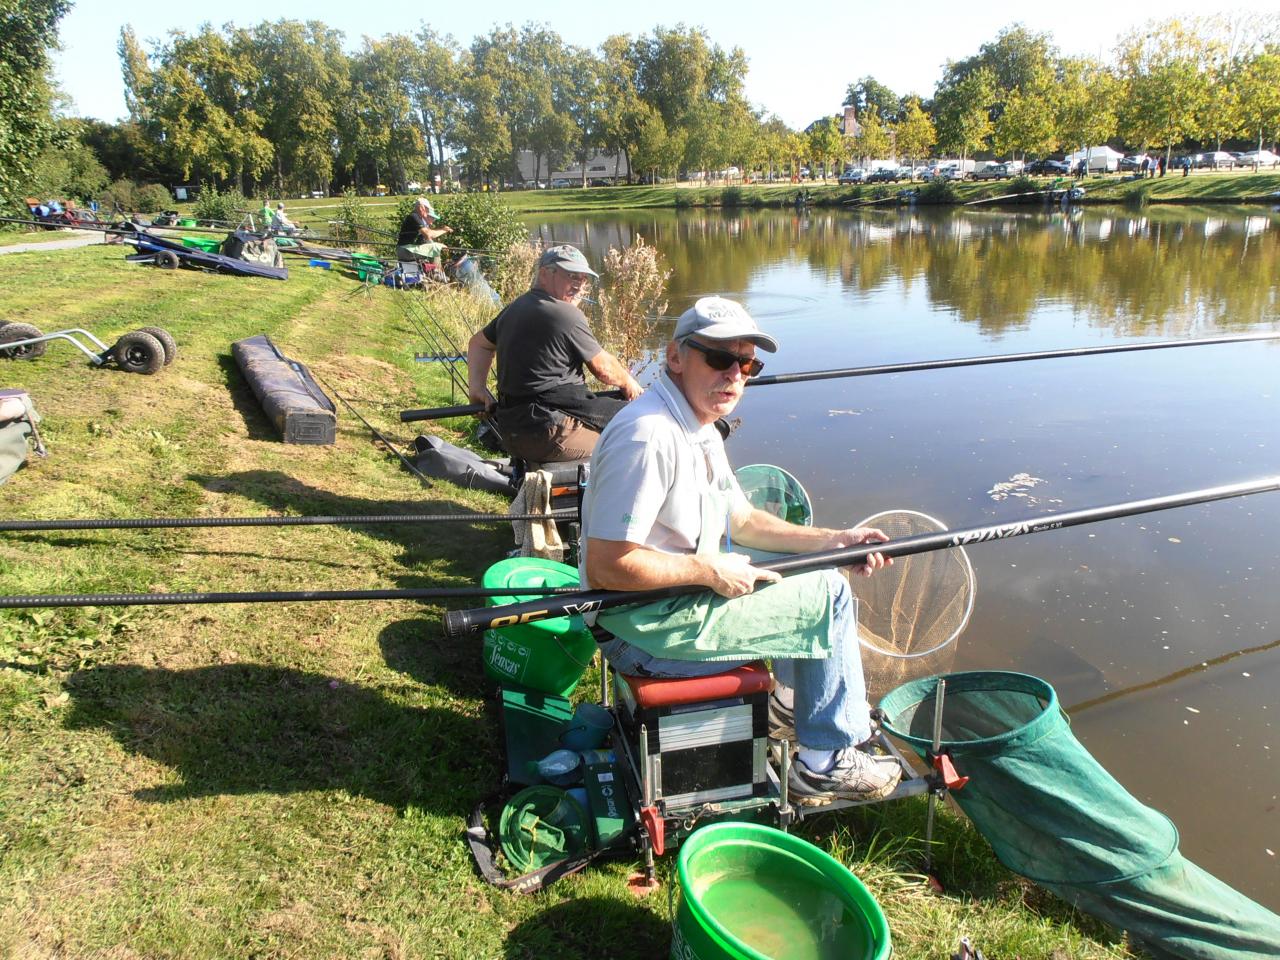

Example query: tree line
[4,9,1280,212]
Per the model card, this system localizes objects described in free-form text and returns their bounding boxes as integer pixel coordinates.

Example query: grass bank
[0,244,1136,959]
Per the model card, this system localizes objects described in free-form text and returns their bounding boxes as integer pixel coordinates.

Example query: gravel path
[0,232,105,255]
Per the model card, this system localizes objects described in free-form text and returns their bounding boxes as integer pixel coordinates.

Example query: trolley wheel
[0,321,47,360]
[136,326,177,365]
[109,331,165,375]
[153,250,180,269]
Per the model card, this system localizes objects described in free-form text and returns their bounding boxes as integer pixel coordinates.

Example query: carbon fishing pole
[442,474,1280,637]
[0,511,577,533]
[398,331,1280,422]
[0,586,583,610]
[7,476,1274,612]
[311,371,434,486]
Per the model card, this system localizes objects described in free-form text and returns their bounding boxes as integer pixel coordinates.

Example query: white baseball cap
[674,297,778,352]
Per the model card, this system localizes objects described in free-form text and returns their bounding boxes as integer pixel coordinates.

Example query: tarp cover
[880,672,1280,960]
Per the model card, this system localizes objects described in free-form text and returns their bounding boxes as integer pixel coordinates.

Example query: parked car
[866,168,900,183]
[971,163,1009,180]
[549,179,572,189]
[837,168,866,184]
[896,165,918,180]
[1237,149,1280,168]
[1025,158,1070,176]
[1194,151,1236,169]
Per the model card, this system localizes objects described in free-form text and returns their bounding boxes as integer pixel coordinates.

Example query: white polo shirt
[578,372,750,588]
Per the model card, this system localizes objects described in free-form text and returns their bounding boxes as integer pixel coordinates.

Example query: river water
[532,204,1280,908]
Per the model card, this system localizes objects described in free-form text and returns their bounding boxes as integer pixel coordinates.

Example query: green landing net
[880,672,1280,960]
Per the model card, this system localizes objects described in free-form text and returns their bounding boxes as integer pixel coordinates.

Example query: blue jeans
[599,570,871,749]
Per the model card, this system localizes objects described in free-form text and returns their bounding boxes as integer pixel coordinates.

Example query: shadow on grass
[62,662,499,815]
[190,469,510,578]
[379,616,491,700]
[502,895,670,960]
[214,353,283,442]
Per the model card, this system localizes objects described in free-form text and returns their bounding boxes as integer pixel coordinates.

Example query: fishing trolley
[0,322,176,375]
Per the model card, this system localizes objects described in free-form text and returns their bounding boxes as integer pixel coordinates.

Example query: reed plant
[594,235,671,369]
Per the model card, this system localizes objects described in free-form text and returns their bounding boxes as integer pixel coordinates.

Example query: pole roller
[442,475,1280,637]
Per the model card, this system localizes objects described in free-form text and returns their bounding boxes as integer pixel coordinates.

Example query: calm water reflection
[535,206,1280,907]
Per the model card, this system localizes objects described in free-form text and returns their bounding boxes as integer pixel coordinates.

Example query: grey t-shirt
[481,290,603,400]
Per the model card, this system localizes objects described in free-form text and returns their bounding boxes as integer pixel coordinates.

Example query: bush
[1008,175,1037,198]
[134,184,172,214]
[919,179,957,204]
[99,178,138,212]
[193,184,249,224]
[490,239,542,305]
[390,193,526,255]
[720,187,743,207]
[333,188,380,243]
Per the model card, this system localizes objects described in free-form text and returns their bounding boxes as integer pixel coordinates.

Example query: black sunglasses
[683,339,765,377]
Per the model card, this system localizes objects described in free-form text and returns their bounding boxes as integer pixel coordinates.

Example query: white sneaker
[787,744,902,806]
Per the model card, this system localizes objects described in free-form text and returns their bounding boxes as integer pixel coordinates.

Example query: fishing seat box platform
[231,334,336,445]
[613,662,772,810]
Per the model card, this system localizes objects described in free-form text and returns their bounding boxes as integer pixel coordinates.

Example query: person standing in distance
[466,245,642,463]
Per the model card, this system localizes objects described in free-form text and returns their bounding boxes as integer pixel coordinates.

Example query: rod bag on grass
[231,335,336,445]
[880,672,1280,960]
[411,435,513,494]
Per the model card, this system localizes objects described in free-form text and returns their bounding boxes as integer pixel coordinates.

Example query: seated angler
[579,296,903,805]
[466,244,642,464]
[396,197,453,272]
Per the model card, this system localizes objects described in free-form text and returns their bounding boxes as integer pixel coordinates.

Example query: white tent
[1065,146,1124,172]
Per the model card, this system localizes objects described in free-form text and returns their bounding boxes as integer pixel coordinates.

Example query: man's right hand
[620,375,643,401]
[702,552,781,599]
[467,390,494,414]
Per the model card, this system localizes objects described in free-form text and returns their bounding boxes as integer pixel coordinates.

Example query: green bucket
[178,217,196,227]
[181,235,220,253]
[672,823,890,960]
[481,557,595,696]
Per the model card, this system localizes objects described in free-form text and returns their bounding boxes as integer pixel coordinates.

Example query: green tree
[844,76,901,122]
[934,66,995,162]
[248,20,348,194]
[806,116,844,179]
[135,25,272,191]
[893,96,937,171]
[1236,51,1280,151]
[28,120,109,202]
[411,29,463,176]
[1115,21,1213,166]
[1057,57,1119,165]
[854,106,891,163]
[0,0,72,206]
[456,72,511,185]
[993,87,1057,159]
[938,25,1057,106]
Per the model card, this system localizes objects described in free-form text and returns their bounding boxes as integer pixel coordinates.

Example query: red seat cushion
[621,662,772,710]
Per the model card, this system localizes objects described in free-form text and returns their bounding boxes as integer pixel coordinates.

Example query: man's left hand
[822,526,892,578]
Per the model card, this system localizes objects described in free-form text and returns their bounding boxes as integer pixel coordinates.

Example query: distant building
[515,150,630,185]
[842,106,860,138]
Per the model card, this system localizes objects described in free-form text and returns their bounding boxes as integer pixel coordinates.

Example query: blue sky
[54,1,1274,131]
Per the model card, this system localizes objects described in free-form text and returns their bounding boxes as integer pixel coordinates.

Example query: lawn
[0,243,1137,959]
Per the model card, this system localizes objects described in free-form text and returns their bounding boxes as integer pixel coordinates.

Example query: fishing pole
[311,371,434,486]
[0,510,576,532]
[0,586,583,610]
[398,331,1280,422]
[442,475,1280,637]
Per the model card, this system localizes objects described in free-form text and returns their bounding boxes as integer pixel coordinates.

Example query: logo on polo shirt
[621,513,633,525]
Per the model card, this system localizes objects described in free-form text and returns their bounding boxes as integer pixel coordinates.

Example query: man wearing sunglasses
[466,244,642,463]
[579,296,902,805]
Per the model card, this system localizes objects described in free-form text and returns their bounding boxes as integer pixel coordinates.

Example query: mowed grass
[0,245,1137,959]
